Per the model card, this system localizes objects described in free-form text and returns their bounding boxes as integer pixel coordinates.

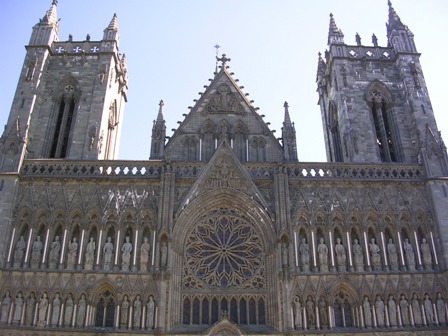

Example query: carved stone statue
[424,294,434,324]
[319,298,328,328]
[375,295,385,327]
[67,237,78,270]
[133,295,142,328]
[48,236,60,268]
[369,238,381,271]
[403,238,416,271]
[420,238,433,270]
[121,296,130,328]
[103,237,114,271]
[121,236,133,271]
[335,237,346,272]
[37,292,48,327]
[388,296,397,327]
[306,296,315,329]
[51,293,61,327]
[31,236,43,268]
[352,238,364,271]
[412,293,422,326]
[25,293,35,326]
[14,236,26,267]
[436,293,446,325]
[64,294,73,327]
[140,237,150,272]
[317,238,328,272]
[1,291,11,323]
[294,297,302,329]
[76,294,86,327]
[84,237,95,270]
[12,292,23,324]
[299,238,310,272]
[363,296,372,327]
[400,295,409,326]
[387,238,399,271]
[160,241,168,267]
[146,296,155,329]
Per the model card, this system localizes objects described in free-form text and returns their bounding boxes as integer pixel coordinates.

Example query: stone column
[6,228,16,265]
[363,231,371,271]
[396,232,406,270]
[95,229,103,270]
[24,229,33,266]
[346,232,353,271]
[59,229,68,269]
[311,230,317,272]
[380,231,389,271]
[132,230,139,271]
[328,231,335,272]
[77,230,85,270]
[114,230,121,271]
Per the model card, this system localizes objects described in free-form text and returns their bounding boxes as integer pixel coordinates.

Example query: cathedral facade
[0,1,448,335]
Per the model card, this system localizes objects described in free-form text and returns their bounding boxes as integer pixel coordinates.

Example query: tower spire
[282,101,298,162]
[327,13,344,46]
[387,0,405,32]
[103,13,120,48]
[150,100,166,159]
[41,0,58,25]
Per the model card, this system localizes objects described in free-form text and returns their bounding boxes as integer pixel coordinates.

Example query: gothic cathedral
[0,1,447,335]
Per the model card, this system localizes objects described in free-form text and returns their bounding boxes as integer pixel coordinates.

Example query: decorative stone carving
[1,291,11,323]
[294,297,302,329]
[388,295,397,327]
[51,293,61,327]
[335,237,346,272]
[375,295,385,327]
[67,237,78,270]
[205,83,244,114]
[133,295,142,328]
[84,237,95,270]
[76,294,86,327]
[306,296,315,329]
[140,237,150,272]
[403,238,416,271]
[317,238,328,272]
[436,293,446,325]
[399,295,409,326]
[424,294,435,325]
[12,293,23,324]
[121,236,132,271]
[25,293,34,326]
[121,295,129,328]
[103,237,114,271]
[412,293,422,326]
[146,296,155,330]
[387,238,399,271]
[281,243,288,268]
[31,236,43,268]
[319,298,328,328]
[352,238,364,271]
[299,238,310,272]
[363,296,372,328]
[369,238,381,271]
[13,236,26,268]
[48,236,60,268]
[160,241,168,268]
[420,238,433,270]
[64,294,73,327]
[37,292,49,327]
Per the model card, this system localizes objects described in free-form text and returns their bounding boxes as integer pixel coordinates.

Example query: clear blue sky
[1,1,447,161]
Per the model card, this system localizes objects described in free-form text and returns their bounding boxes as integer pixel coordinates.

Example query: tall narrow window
[95,291,115,328]
[329,102,343,162]
[366,81,399,162]
[49,81,80,158]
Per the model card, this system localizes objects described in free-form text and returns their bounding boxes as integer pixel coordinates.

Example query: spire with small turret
[327,13,344,46]
[103,13,120,48]
[29,0,59,45]
[281,102,298,162]
[386,1,417,52]
[150,100,167,159]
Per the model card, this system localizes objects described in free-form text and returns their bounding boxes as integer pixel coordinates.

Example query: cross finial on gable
[217,54,231,66]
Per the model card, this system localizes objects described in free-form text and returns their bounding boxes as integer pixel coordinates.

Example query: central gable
[164,58,284,162]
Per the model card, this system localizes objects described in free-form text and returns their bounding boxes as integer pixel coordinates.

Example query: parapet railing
[20,160,425,181]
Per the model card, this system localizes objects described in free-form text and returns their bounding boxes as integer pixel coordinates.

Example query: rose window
[185,208,263,288]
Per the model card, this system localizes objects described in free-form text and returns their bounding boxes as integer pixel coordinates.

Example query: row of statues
[0,291,156,329]
[13,234,169,271]
[292,293,446,330]
[295,236,433,273]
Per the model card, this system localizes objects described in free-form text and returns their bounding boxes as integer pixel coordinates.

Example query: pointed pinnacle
[388,0,405,30]
[107,13,119,31]
[283,101,292,125]
[328,13,344,45]
[157,100,164,122]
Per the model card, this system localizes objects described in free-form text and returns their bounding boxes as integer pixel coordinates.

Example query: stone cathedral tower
[0,2,448,336]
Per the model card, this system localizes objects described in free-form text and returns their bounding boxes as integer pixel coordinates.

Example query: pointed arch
[47,75,82,158]
[364,80,401,162]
